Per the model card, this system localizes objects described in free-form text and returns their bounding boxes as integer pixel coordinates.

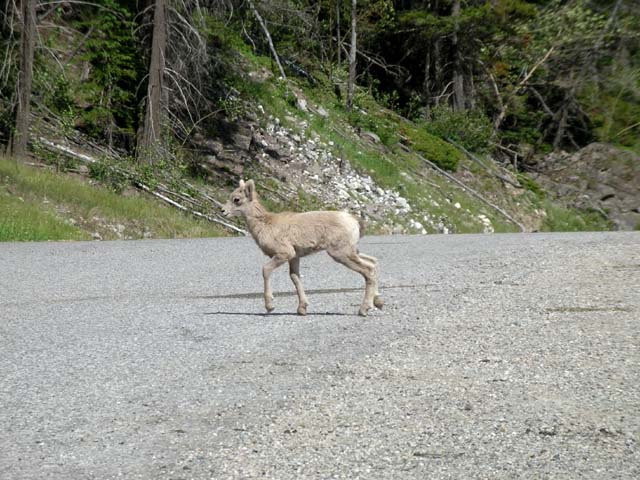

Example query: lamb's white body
[222,180,383,316]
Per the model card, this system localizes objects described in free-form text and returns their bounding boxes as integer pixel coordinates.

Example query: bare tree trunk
[451,0,465,111]
[432,37,442,107]
[346,0,356,111]
[423,38,431,116]
[247,0,287,81]
[336,0,341,66]
[139,0,167,164]
[10,0,36,160]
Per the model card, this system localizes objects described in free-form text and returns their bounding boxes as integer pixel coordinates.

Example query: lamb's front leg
[262,255,288,312]
[289,257,309,315]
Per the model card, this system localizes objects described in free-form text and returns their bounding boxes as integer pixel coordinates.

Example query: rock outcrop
[534,143,640,230]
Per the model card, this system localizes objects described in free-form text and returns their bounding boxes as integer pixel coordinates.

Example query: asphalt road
[1,232,639,479]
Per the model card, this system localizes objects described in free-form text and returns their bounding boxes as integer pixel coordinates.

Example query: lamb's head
[222,179,257,217]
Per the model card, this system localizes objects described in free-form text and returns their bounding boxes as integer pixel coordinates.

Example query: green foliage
[73,0,141,142]
[401,124,463,172]
[516,172,545,198]
[346,110,399,147]
[580,62,640,152]
[88,160,130,193]
[541,201,612,232]
[425,106,494,153]
[39,72,76,116]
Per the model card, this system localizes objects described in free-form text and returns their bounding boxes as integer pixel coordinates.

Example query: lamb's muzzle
[223,179,383,316]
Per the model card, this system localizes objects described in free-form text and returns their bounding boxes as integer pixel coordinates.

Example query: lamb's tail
[358,217,366,238]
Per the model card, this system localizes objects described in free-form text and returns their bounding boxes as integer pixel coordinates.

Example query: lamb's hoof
[297,306,307,316]
[265,305,275,313]
[374,296,384,309]
[358,307,369,317]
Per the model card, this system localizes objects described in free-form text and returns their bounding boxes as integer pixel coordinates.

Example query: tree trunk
[433,37,442,106]
[346,0,356,111]
[139,0,167,164]
[423,38,431,116]
[10,0,36,160]
[336,0,341,66]
[451,0,465,111]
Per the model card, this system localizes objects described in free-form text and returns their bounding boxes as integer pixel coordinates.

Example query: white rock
[297,98,308,112]
[454,202,461,209]
[337,189,350,200]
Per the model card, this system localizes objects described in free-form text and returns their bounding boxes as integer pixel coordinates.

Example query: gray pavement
[1,232,639,479]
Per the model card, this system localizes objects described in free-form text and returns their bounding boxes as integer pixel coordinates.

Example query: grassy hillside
[0,12,614,241]
[0,158,224,241]
[211,32,610,235]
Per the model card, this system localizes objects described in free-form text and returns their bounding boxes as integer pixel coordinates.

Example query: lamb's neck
[244,201,272,239]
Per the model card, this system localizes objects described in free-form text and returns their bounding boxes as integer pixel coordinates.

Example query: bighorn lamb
[222,179,383,316]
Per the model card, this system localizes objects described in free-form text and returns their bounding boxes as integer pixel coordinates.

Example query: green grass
[0,158,225,241]
[540,200,611,232]
[226,56,524,233]
[0,191,87,241]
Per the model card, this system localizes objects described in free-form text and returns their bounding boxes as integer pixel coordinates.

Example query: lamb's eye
[233,197,241,205]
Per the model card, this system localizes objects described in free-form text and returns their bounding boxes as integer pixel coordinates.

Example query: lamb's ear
[239,179,245,189]
[244,179,255,200]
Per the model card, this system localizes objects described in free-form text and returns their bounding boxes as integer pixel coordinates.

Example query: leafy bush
[402,124,463,171]
[425,106,494,153]
[541,201,611,232]
[88,160,130,193]
[516,172,545,198]
[346,110,399,147]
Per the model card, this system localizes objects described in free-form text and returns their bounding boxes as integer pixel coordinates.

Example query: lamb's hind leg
[328,247,376,316]
[289,257,309,315]
[358,253,384,309]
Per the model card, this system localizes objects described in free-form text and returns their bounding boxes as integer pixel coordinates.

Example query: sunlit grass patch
[0,158,224,241]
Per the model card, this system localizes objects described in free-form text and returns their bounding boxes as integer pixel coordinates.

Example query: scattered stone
[296,97,308,112]
[361,131,381,144]
[316,106,329,118]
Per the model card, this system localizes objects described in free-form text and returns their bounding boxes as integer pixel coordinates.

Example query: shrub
[402,124,463,171]
[516,172,545,198]
[425,105,494,153]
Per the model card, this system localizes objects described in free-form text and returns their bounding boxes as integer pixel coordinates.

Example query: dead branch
[246,0,287,81]
[137,182,247,235]
[339,42,406,79]
[64,25,95,66]
[446,138,522,189]
[613,121,640,139]
[34,137,247,235]
[526,85,554,116]
[415,151,526,232]
[493,46,555,130]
